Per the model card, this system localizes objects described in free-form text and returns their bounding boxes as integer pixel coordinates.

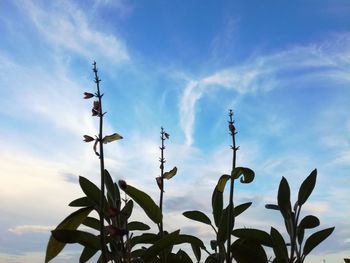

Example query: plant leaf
[212,188,223,228]
[79,176,108,212]
[232,228,273,247]
[102,133,123,144]
[122,184,162,224]
[80,246,98,263]
[270,227,288,262]
[183,210,212,225]
[232,167,255,184]
[128,221,151,231]
[234,202,252,217]
[277,177,292,220]
[298,169,317,206]
[217,204,234,244]
[265,204,280,211]
[303,227,335,256]
[216,174,231,192]
[163,166,177,179]
[83,216,100,231]
[299,215,320,229]
[104,169,116,204]
[141,230,180,262]
[130,233,159,247]
[45,207,92,263]
[51,229,100,249]
[69,197,93,207]
[231,238,268,263]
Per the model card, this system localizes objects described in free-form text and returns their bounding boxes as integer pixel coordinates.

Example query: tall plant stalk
[226,109,238,262]
[92,62,108,262]
[158,127,166,236]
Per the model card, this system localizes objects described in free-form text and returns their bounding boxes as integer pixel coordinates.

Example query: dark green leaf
[232,228,273,247]
[122,184,162,224]
[104,169,116,204]
[128,221,151,231]
[217,204,234,244]
[82,216,100,231]
[234,202,252,217]
[45,207,92,263]
[69,197,94,207]
[130,233,159,247]
[51,229,100,250]
[191,244,201,262]
[297,228,305,245]
[232,167,255,184]
[176,249,193,263]
[175,234,205,248]
[80,246,98,263]
[163,166,177,179]
[298,169,317,206]
[212,188,223,227]
[183,210,212,225]
[344,259,350,263]
[79,176,108,214]
[231,238,268,263]
[303,227,335,256]
[216,174,230,192]
[120,200,134,225]
[270,227,288,262]
[141,230,180,262]
[299,215,320,229]
[205,254,219,263]
[277,177,292,219]
[265,204,280,211]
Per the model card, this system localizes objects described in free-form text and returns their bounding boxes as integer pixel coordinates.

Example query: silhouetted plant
[232,169,335,263]
[183,110,256,262]
[45,63,335,263]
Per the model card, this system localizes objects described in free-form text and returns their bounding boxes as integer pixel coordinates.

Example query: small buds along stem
[84,92,95,99]
[83,135,95,142]
[226,109,238,263]
[92,61,107,263]
[158,127,168,262]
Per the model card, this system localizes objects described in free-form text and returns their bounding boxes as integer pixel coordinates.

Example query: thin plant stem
[93,62,108,263]
[158,127,166,262]
[226,109,237,263]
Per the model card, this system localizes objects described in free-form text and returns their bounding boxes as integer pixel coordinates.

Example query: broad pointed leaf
[183,210,211,225]
[231,238,268,263]
[80,246,98,263]
[216,174,230,192]
[79,176,108,212]
[45,207,92,262]
[82,216,100,231]
[69,197,93,207]
[130,233,159,247]
[234,202,252,217]
[122,184,162,224]
[51,229,100,249]
[217,204,234,244]
[128,221,151,231]
[299,215,320,229]
[277,177,292,219]
[232,228,273,247]
[298,169,317,206]
[104,169,116,204]
[212,188,223,227]
[303,227,335,256]
[270,227,288,262]
[265,204,280,211]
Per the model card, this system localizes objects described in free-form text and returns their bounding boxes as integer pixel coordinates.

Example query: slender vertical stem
[158,127,166,262]
[226,110,237,263]
[93,62,108,263]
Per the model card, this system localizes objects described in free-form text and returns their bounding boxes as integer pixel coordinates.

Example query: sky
[0,0,349,262]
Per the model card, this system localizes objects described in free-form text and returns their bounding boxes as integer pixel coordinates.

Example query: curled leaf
[163,167,177,179]
[156,176,163,191]
[232,167,255,184]
[102,133,123,144]
[216,174,231,193]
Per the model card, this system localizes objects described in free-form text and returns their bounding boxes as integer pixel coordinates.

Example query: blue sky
[0,0,349,262]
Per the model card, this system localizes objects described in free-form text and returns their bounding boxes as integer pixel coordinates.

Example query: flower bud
[229,123,235,133]
[83,92,94,99]
[108,207,120,217]
[118,180,127,190]
[106,226,128,236]
[156,176,163,191]
[83,135,95,142]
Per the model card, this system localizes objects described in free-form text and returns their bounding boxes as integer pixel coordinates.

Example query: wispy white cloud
[18,0,129,63]
[179,33,350,146]
[8,225,54,235]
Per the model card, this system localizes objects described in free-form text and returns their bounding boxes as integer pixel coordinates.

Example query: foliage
[45,63,335,262]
